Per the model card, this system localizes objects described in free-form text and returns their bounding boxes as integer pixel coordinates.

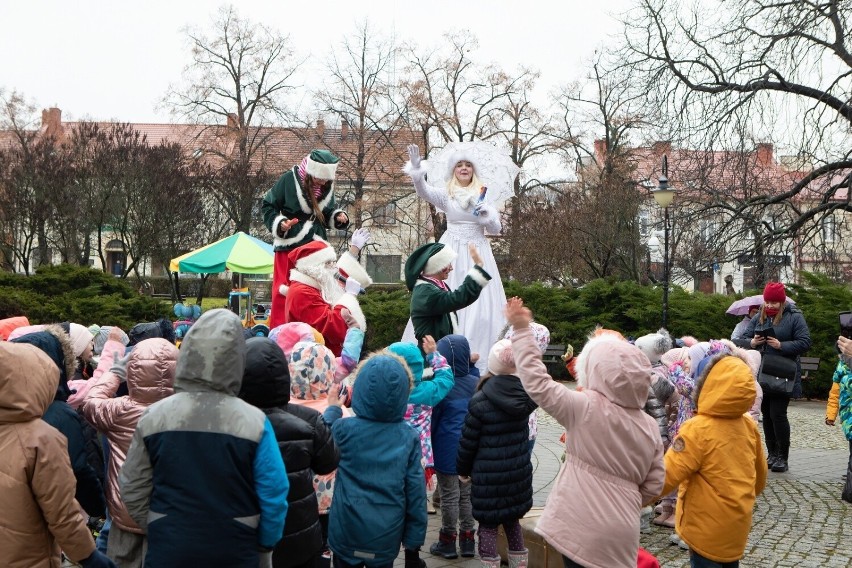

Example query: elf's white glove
[407,144,422,169]
[344,277,363,296]
[110,351,132,383]
[350,228,371,250]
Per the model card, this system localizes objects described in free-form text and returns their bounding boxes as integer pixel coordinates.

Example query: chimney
[226,113,239,129]
[756,143,774,166]
[316,119,325,138]
[41,107,62,136]
[341,120,349,140]
[593,139,607,164]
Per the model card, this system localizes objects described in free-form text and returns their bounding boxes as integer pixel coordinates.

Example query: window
[637,208,651,238]
[371,202,397,225]
[699,219,719,244]
[366,254,401,283]
[823,214,837,243]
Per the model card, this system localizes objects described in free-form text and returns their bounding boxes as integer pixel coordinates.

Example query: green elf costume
[405,243,491,353]
[262,149,350,328]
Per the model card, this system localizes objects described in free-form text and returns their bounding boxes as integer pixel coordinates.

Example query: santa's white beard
[301,265,343,304]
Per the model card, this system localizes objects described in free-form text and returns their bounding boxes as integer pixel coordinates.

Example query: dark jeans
[761,392,790,451]
[690,550,739,567]
[563,555,586,567]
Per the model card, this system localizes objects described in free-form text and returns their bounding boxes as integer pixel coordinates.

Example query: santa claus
[283,239,369,356]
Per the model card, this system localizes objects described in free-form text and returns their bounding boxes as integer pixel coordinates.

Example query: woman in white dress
[403,143,514,372]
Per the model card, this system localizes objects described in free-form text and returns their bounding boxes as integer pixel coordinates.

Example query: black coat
[239,338,339,568]
[456,374,537,525]
[735,303,811,398]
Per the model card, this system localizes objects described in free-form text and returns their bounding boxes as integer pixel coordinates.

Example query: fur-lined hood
[574,334,652,409]
[9,324,75,401]
[693,353,756,417]
[350,350,414,423]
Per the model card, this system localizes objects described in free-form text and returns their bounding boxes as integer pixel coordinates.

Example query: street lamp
[651,155,676,328]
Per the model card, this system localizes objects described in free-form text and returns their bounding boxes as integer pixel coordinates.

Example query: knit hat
[90,325,130,356]
[289,341,336,401]
[305,149,339,180]
[270,322,325,360]
[634,329,673,365]
[403,243,457,290]
[288,240,337,273]
[503,322,550,354]
[68,323,94,358]
[487,338,516,376]
[446,147,480,180]
[763,282,786,303]
[337,252,373,289]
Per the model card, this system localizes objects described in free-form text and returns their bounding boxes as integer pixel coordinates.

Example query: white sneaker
[668,533,689,550]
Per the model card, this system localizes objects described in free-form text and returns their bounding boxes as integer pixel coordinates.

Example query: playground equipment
[172,302,203,340]
[228,288,270,337]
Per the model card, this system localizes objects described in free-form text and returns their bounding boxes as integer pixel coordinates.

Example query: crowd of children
[2,273,847,568]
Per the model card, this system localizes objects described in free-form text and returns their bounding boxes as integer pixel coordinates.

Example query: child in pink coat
[506,298,665,568]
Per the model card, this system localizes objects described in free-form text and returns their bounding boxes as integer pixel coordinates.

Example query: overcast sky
[3,0,635,125]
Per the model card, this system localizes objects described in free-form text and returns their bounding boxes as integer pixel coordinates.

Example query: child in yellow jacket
[660,353,767,567]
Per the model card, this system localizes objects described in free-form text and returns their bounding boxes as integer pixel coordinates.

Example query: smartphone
[756,327,776,339]
[840,311,852,339]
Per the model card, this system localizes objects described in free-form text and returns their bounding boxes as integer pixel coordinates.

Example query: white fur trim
[306,158,338,180]
[294,245,337,271]
[574,334,623,388]
[271,214,288,237]
[450,311,460,334]
[337,253,373,288]
[330,207,348,228]
[423,247,458,275]
[467,266,490,288]
[289,271,321,289]
[293,166,312,214]
[334,293,367,332]
[317,183,334,213]
[403,160,429,178]
[278,284,289,296]
[274,219,314,248]
[447,151,478,179]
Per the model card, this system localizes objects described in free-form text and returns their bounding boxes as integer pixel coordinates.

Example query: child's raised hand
[504,297,532,329]
[421,335,437,354]
[470,352,480,364]
[327,382,342,408]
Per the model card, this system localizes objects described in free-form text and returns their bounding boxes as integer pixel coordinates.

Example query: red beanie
[763,282,786,303]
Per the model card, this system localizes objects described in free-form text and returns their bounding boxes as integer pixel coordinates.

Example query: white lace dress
[402,166,507,373]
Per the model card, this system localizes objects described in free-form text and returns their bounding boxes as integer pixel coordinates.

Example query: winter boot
[429,529,458,559]
[459,530,476,557]
[508,548,529,568]
[640,506,653,533]
[772,444,789,472]
[480,556,501,568]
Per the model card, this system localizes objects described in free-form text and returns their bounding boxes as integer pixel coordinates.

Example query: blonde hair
[446,164,485,198]
[758,301,786,326]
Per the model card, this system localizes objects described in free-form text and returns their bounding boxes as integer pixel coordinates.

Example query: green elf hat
[404,242,458,291]
[305,149,340,180]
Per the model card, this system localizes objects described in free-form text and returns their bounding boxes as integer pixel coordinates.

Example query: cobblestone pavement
[400,385,852,568]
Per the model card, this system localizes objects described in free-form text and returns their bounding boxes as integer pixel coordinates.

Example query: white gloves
[473,203,496,221]
[344,277,363,296]
[407,144,422,169]
[110,351,132,383]
[350,227,371,250]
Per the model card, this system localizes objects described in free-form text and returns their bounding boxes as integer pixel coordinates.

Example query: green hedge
[0,265,170,329]
[360,276,849,399]
[3,266,846,398]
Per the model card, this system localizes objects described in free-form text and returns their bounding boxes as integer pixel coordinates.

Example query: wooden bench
[800,356,820,382]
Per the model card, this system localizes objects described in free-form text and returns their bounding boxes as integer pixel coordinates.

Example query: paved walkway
[399,384,851,567]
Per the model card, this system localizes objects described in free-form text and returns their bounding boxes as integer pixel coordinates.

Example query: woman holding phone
[735,282,811,472]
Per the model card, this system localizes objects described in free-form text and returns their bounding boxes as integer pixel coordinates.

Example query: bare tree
[623,0,852,241]
[164,5,301,232]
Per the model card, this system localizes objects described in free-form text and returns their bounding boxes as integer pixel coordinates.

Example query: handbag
[757,352,798,395]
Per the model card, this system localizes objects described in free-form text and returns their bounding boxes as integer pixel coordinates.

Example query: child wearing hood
[388,338,455,521]
[661,353,767,567]
[456,333,538,568]
[428,334,479,560]
[506,298,665,568]
[328,350,428,568]
[0,342,116,568]
[239,337,340,568]
[81,337,177,567]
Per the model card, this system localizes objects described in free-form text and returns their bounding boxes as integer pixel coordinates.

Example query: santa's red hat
[288,241,337,272]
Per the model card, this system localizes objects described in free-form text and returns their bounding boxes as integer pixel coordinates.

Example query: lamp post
[651,155,676,329]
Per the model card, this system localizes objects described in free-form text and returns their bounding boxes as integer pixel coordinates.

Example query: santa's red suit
[283,241,366,356]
